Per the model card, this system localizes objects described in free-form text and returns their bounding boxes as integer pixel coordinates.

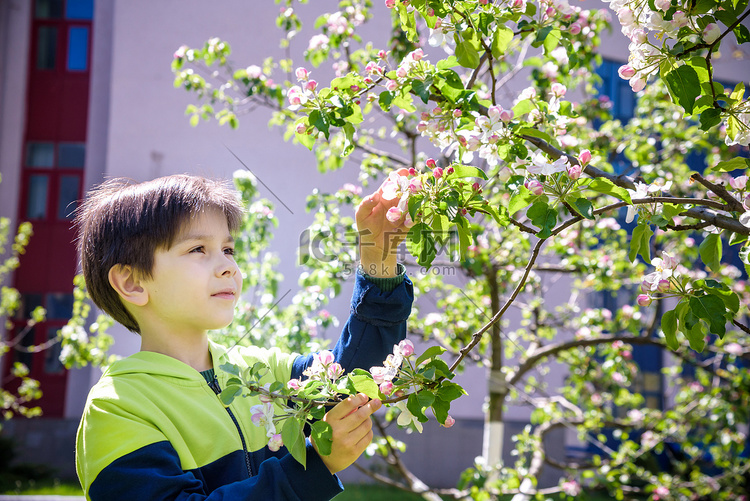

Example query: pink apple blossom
[443,415,456,428]
[385,79,398,92]
[561,480,581,496]
[288,378,301,390]
[725,343,743,356]
[730,175,748,190]
[654,0,671,10]
[637,294,652,307]
[268,434,283,452]
[570,23,581,35]
[499,109,514,122]
[246,65,263,79]
[630,77,646,92]
[653,486,669,500]
[385,0,396,8]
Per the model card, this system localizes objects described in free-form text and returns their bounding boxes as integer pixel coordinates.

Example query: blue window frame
[67,26,89,71]
[65,0,94,20]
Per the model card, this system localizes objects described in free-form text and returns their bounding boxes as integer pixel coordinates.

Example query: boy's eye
[224,247,235,256]
[190,246,205,253]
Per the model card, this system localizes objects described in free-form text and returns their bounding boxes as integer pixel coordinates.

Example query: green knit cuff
[358,263,406,293]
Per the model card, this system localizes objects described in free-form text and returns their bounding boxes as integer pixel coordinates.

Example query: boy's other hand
[356,168,410,277]
[313,393,382,475]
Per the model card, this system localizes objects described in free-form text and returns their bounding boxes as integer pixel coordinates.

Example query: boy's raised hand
[313,393,382,475]
[355,168,411,277]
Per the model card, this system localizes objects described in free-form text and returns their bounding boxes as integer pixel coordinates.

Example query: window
[27,175,50,219]
[35,0,63,19]
[67,26,89,71]
[595,59,636,123]
[46,293,74,319]
[58,142,85,167]
[44,327,65,375]
[57,175,80,219]
[26,142,55,167]
[36,26,58,70]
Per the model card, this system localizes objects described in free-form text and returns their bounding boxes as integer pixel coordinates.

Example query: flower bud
[412,48,424,61]
[296,123,307,134]
[570,23,581,35]
[578,149,592,167]
[305,80,317,92]
[288,378,301,390]
[453,109,463,118]
[385,79,398,92]
[443,415,456,427]
[327,362,344,380]
[524,179,544,196]
[567,164,582,180]
[657,279,671,293]
[317,350,334,366]
[472,182,482,192]
[618,64,636,79]
[385,0,396,8]
[744,193,750,211]
[378,49,387,59]
[408,167,417,176]
[446,166,455,175]
[636,294,652,307]
[499,109,514,122]
[432,106,442,115]
[396,66,408,78]
[398,339,415,357]
[425,158,437,169]
[379,381,394,396]
[551,82,567,97]
[433,167,444,179]
[295,67,309,81]
[629,77,646,92]
[654,0,671,10]
[386,206,404,223]
[730,175,748,191]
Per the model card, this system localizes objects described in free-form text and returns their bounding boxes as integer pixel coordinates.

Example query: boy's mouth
[212,289,236,299]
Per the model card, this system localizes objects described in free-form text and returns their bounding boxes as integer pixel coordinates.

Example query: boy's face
[138,207,242,337]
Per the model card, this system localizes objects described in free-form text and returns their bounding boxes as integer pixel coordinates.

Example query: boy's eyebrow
[175,233,235,245]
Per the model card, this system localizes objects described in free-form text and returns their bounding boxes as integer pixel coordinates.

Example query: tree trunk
[482,266,507,467]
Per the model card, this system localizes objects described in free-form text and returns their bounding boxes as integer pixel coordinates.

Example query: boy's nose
[216,257,238,277]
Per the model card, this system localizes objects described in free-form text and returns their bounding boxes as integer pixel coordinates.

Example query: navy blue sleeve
[291,269,414,379]
[88,440,342,501]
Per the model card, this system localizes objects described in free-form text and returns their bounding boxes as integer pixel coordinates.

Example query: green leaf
[436,381,466,402]
[219,385,242,406]
[664,65,701,114]
[698,233,722,272]
[436,55,459,69]
[407,222,437,267]
[661,309,679,351]
[431,397,450,425]
[450,164,488,180]
[378,91,394,112]
[421,358,454,380]
[491,25,514,57]
[282,418,307,468]
[543,29,561,54]
[711,157,750,172]
[508,186,538,214]
[512,99,534,117]
[347,373,380,399]
[407,392,435,422]
[628,223,653,263]
[342,123,356,157]
[412,78,433,104]
[456,41,481,68]
[515,126,554,144]
[309,110,330,139]
[570,197,594,219]
[740,244,750,276]
[689,294,727,338]
[588,178,633,204]
[527,201,557,238]
[699,108,722,131]
[310,421,333,457]
[415,345,446,367]
[705,288,740,314]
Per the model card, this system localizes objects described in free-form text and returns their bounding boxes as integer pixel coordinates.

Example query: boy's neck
[140,332,212,372]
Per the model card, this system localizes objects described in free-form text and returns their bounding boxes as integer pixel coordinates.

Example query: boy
[75,173,413,500]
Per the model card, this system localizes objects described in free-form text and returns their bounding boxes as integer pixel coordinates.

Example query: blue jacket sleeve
[291,269,414,378]
[87,440,342,501]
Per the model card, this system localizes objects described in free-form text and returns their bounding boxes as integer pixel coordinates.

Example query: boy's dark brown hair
[76,174,244,333]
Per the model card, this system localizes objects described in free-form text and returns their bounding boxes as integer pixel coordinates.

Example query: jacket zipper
[208,376,254,478]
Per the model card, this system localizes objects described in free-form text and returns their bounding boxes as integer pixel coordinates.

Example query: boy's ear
[108,264,148,307]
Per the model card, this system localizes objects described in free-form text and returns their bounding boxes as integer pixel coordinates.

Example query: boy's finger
[327,393,369,421]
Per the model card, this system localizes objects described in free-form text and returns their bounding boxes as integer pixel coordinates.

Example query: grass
[1,479,83,496]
